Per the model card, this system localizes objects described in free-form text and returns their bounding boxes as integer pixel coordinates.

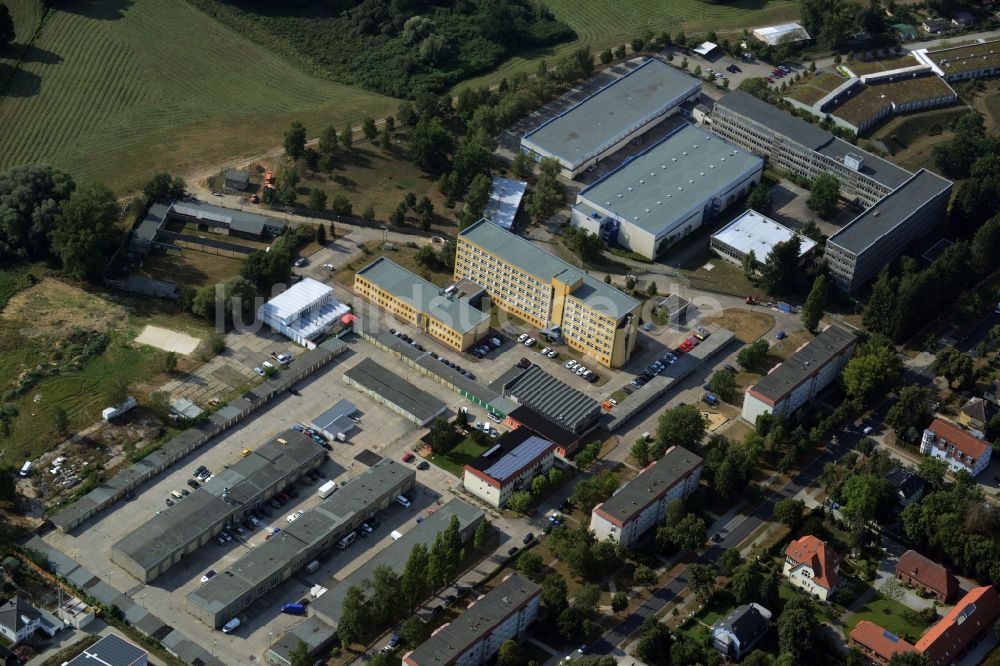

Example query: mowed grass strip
[0,0,396,193]
[456,0,800,91]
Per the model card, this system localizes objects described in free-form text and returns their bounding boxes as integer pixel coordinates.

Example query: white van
[336,532,357,549]
[396,495,411,508]
[170,490,184,500]
[221,618,240,633]
[19,461,32,477]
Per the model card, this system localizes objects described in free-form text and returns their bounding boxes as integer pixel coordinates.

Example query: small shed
[892,23,918,40]
[694,41,719,57]
[223,169,250,194]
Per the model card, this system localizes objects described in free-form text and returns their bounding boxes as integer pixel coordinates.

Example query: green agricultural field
[0,0,396,193]
[457,0,801,91]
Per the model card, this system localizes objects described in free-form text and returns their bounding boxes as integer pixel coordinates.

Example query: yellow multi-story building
[456,219,641,368]
[354,257,490,352]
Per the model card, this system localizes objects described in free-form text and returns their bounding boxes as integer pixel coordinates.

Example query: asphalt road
[956,311,1000,353]
[588,432,861,655]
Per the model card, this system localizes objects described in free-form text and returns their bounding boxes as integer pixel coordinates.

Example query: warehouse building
[571,124,763,259]
[914,39,1000,81]
[168,199,286,239]
[354,258,490,352]
[258,277,352,348]
[111,430,324,582]
[711,90,912,207]
[590,446,703,546]
[266,500,484,665]
[403,574,541,666]
[456,220,640,368]
[492,364,602,437]
[310,399,358,442]
[710,210,816,267]
[824,169,953,291]
[187,460,415,628]
[742,324,856,423]
[521,58,701,178]
[462,429,556,507]
[342,358,447,426]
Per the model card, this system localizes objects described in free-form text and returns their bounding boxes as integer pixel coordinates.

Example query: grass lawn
[427,436,490,477]
[868,106,967,172]
[847,597,930,641]
[336,240,454,289]
[292,142,459,232]
[700,308,775,343]
[0,0,395,194]
[138,247,245,290]
[455,0,801,92]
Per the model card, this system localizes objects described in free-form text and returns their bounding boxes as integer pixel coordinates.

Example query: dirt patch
[701,308,775,343]
[135,324,201,354]
[1,278,128,337]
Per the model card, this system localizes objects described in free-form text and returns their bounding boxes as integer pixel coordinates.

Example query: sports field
[458,0,801,90]
[0,0,396,193]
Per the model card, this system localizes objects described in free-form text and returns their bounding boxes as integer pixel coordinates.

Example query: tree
[512,151,533,179]
[777,596,817,661]
[379,126,392,150]
[889,653,932,666]
[932,346,974,390]
[570,470,620,514]
[337,585,369,646]
[416,196,434,230]
[880,577,906,604]
[737,339,769,370]
[362,117,378,143]
[612,590,628,613]
[646,281,658,297]
[746,182,772,212]
[309,188,327,211]
[806,172,840,218]
[142,172,185,202]
[719,548,743,576]
[284,121,307,160]
[759,235,802,296]
[399,616,428,645]
[841,473,897,523]
[54,406,69,436]
[288,639,310,666]
[0,4,13,50]
[669,513,707,552]
[318,125,339,154]
[473,519,489,550]
[397,101,417,127]
[517,551,544,580]
[801,275,829,332]
[341,124,353,149]
[630,438,652,467]
[886,386,932,444]
[708,370,736,401]
[508,490,533,514]
[50,183,121,281]
[164,351,178,373]
[497,640,519,666]
[314,223,327,247]
[330,194,352,217]
[0,165,75,260]
[774,498,805,526]
[401,542,430,610]
[843,336,902,402]
[655,404,706,457]
[525,158,564,223]
[428,417,456,454]
[463,173,492,223]
[408,117,454,174]
[541,573,569,619]
[688,563,717,601]
[105,375,131,407]
[563,226,604,263]
[917,456,948,490]
[599,48,613,64]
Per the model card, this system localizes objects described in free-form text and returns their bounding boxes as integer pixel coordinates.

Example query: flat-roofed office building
[354,257,489,351]
[403,574,541,666]
[456,219,640,368]
[710,209,816,267]
[590,446,703,546]
[521,58,701,178]
[824,170,953,292]
[111,431,324,583]
[742,324,857,423]
[571,124,763,260]
[186,460,415,628]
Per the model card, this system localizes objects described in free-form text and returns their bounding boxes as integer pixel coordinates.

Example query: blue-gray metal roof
[66,632,147,666]
[522,58,701,169]
[459,219,639,319]
[356,257,489,334]
[498,364,601,434]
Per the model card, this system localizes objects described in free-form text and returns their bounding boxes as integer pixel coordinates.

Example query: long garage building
[186,459,415,628]
[111,430,324,583]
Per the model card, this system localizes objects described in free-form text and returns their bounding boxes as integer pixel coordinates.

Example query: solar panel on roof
[883,630,900,642]
[481,435,553,481]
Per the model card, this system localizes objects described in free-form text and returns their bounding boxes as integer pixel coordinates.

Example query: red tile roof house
[782,535,841,601]
[895,550,959,603]
[849,586,1000,665]
[919,418,992,477]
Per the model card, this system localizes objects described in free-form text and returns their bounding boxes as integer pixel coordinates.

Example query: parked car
[517,334,528,343]
[201,570,217,582]
[396,495,411,508]
[522,532,534,544]
[402,451,415,463]
[417,460,430,470]
[187,479,200,489]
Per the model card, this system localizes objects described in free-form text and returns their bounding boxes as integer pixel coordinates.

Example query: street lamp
[382,226,388,243]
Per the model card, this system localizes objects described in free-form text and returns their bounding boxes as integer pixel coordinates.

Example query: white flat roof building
[710,210,816,267]
[752,23,811,45]
[258,277,351,348]
[521,58,701,178]
[483,177,527,231]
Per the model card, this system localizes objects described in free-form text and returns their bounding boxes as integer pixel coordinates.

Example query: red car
[402,452,415,463]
